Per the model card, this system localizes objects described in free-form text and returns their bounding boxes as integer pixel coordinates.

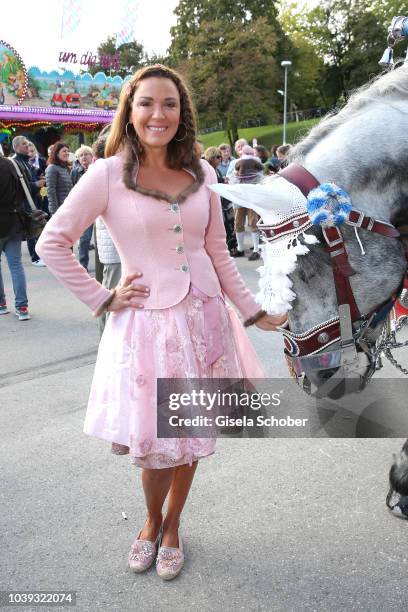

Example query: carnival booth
[0,39,128,155]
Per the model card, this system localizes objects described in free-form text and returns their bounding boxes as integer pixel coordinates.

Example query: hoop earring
[174,123,187,142]
[125,122,134,139]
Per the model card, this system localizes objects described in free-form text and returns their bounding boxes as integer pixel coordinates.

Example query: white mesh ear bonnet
[209,176,319,315]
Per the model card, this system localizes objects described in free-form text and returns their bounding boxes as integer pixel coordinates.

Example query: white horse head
[211,66,408,394]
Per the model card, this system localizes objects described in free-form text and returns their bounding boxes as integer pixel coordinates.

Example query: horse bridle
[259,163,407,396]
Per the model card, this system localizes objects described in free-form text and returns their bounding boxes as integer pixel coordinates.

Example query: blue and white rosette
[307,183,352,227]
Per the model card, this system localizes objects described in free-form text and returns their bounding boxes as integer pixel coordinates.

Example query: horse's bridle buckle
[347,210,365,228]
[325,235,344,248]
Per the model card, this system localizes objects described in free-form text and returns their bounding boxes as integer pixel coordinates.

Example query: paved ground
[1,244,408,612]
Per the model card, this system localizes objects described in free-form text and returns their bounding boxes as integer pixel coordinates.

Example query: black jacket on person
[29,155,49,214]
[13,152,40,209]
[216,167,232,211]
[29,155,47,179]
[13,152,36,189]
[0,157,25,238]
[71,164,86,186]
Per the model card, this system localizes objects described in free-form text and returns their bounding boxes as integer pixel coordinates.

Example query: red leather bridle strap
[331,266,361,321]
[322,226,361,320]
[348,210,400,238]
[279,164,320,197]
[283,319,341,357]
[259,213,311,240]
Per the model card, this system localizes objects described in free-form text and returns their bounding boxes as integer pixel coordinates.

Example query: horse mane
[290,65,408,161]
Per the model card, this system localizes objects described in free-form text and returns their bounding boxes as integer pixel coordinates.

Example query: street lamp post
[281,60,292,145]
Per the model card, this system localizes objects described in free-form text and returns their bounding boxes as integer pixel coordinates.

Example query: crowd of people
[0,132,290,323]
[201,139,291,260]
[0,134,115,322]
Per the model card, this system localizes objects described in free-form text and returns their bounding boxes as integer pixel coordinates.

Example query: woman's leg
[139,466,174,541]
[162,461,198,547]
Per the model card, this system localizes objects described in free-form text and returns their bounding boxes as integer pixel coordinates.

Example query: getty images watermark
[157,378,408,438]
[157,378,311,438]
[167,388,308,429]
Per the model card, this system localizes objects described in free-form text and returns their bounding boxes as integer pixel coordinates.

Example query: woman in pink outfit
[36,65,286,580]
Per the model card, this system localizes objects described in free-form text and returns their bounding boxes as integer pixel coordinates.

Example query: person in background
[228,144,262,259]
[45,141,73,216]
[267,144,280,170]
[217,143,234,178]
[277,144,292,169]
[28,141,49,215]
[91,132,122,336]
[204,146,237,253]
[0,155,31,320]
[27,141,49,267]
[12,136,47,268]
[231,145,264,261]
[71,145,94,271]
[254,144,269,164]
[226,138,247,181]
[91,127,111,285]
[196,139,205,158]
[264,160,279,174]
[28,141,47,178]
[225,138,251,256]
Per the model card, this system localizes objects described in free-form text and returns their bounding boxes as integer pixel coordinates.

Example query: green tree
[370,0,408,28]
[169,0,288,143]
[279,3,325,110]
[280,0,389,105]
[178,17,281,145]
[86,36,147,78]
[169,0,281,61]
[148,52,171,66]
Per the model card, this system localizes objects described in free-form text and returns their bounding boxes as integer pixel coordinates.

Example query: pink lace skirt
[83,285,264,469]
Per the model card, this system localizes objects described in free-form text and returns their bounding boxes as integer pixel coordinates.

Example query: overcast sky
[2,0,179,71]
[2,0,316,72]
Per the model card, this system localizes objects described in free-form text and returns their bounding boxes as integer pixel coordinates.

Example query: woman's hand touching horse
[255,312,287,331]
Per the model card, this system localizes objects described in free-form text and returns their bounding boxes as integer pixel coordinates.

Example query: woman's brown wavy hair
[105,64,204,190]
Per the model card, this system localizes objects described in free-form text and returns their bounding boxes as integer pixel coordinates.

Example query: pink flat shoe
[128,525,162,573]
[156,531,184,580]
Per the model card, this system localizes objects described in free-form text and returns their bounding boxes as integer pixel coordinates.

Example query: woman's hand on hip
[107,272,149,312]
[255,313,287,331]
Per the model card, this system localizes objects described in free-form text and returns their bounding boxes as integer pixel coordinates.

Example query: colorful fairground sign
[0,39,129,131]
[25,67,124,111]
[0,40,28,105]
